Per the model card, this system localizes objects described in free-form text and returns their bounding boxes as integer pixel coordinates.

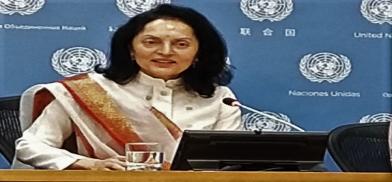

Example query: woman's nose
[157,42,174,55]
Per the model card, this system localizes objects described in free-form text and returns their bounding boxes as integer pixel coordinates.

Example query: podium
[0,170,391,182]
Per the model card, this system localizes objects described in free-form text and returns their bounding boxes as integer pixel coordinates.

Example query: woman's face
[132,19,199,81]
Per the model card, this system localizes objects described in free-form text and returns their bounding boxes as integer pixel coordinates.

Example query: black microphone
[222,97,239,106]
[222,97,305,132]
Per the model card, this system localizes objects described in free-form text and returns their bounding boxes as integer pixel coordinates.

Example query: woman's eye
[143,39,159,46]
[175,41,189,48]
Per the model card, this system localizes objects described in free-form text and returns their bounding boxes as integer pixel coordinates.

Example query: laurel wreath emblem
[116,0,170,17]
[0,0,45,15]
[51,47,107,77]
[240,0,293,22]
[359,113,392,123]
[361,0,392,25]
[242,112,297,132]
[299,53,352,83]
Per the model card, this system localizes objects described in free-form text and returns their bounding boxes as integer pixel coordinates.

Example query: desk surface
[0,170,391,182]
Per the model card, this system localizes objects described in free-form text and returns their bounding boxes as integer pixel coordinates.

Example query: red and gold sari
[19,74,182,169]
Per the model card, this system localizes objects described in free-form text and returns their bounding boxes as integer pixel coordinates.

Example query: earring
[130,52,135,61]
[192,58,199,68]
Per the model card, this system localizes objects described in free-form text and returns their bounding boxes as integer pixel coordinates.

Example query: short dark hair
[99,4,233,97]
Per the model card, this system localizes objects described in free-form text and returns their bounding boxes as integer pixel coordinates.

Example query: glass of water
[125,142,164,171]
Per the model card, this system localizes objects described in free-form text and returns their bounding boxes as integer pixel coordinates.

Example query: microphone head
[222,98,238,106]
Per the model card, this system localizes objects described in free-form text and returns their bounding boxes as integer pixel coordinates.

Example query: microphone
[223,98,305,132]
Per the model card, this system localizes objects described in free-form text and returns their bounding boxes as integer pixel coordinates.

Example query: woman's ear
[128,44,135,59]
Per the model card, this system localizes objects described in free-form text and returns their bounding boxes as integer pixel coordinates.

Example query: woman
[13,4,241,170]
[390,123,392,166]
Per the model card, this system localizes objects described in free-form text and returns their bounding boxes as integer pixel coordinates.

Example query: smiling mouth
[152,59,176,64]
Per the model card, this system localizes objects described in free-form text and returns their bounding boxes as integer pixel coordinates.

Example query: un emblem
[0,0,45,15]
[242,112,298,132]
[51,47,107,77]
[359,113,392,123]
[361,0,392,25]
[240,0,293,22]
[299,52,351,83]
[116,0,170,17]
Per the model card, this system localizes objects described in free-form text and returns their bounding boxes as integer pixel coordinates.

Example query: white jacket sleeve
[15,100,86,169]
[389,121,392,166]
[212,87,243,130]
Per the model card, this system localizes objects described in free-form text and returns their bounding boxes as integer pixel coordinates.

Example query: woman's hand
[67,156,126,170]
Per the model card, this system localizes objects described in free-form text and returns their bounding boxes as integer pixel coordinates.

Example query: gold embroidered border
[60,75,143,147]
